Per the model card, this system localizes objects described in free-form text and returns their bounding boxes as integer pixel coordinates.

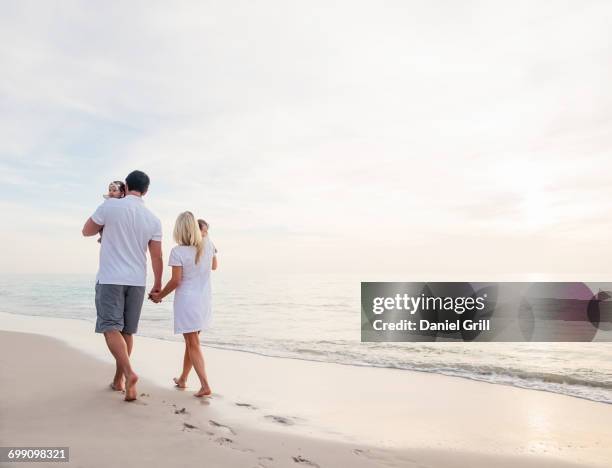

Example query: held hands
[149,292,163,303]
[148,285,163,303]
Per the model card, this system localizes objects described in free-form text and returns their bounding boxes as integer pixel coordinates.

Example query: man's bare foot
[194,385,212,398]
[173,377,187,388]
[125,373,139,401]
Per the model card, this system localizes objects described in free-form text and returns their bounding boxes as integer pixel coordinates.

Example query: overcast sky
[1,1,611,278]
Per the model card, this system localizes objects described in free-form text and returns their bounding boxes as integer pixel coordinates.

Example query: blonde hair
[173,211,204,264]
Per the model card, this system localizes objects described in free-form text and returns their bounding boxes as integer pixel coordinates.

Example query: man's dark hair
[125,170,150,194]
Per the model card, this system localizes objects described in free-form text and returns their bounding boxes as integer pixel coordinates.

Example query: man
[82,170,163,401]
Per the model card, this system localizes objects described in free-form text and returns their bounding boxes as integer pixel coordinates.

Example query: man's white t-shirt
[91,195,162,286]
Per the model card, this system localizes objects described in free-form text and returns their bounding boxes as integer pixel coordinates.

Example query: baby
[104,180,126,200]
[198,218,219,257]
[98,180,126,243]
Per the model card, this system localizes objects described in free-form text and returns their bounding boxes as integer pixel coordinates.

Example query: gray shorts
[95,283,145,335]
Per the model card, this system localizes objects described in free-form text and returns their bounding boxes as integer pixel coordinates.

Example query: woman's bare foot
[173,377,187,388]
[110,380,125,392]
[194,385,212,398]
[125,372,139,401]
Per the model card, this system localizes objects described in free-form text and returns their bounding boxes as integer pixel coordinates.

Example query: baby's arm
[212,242,218,270]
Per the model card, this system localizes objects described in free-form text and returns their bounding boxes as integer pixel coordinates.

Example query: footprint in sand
[265,415,299,426]
[352,449,382,462]
[235,402,258,410]
[215,437,233,445]
[353,448,377,458]
[209,419,236,435]
[255,456,274,468]
[213,436,255,454]
[292,455,319,467]
[354,448,417,466]
[174,406,196,432]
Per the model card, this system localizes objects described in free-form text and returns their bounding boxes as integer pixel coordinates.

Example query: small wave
[196,341,612,405]
[2,307,611,405]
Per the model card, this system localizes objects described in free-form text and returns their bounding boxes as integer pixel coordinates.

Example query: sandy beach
[4,0,612,466]
[1,311,611,468]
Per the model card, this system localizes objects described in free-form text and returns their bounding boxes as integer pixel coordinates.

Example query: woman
[151,211,218,397]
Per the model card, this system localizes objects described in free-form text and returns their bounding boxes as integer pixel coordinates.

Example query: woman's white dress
[169,237,215,334]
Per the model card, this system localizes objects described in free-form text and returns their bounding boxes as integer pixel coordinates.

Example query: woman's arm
[151,266,182,302]
[212,255,218,271]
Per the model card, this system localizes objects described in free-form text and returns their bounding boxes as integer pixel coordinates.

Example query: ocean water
[1,273,611,404]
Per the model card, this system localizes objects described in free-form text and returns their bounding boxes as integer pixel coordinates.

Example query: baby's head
[104,180,126,199]
[197,219,209,236]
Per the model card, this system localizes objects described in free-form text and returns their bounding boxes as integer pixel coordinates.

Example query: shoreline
[1,312,612,467]
[1,309,610,406]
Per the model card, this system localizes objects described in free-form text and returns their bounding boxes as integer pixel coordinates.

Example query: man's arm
[150,266,182,303]
[148,240,163,294]
[82,218,103,237]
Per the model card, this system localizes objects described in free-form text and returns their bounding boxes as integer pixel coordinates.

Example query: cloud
[1,1,612,275]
